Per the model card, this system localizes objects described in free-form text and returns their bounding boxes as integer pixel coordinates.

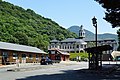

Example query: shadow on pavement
[16,66,120,80]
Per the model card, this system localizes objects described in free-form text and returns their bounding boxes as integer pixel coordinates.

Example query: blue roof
[61,38,87,44]
[0,42,46,54]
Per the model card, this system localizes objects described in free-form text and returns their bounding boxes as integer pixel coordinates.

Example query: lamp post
[92,16,98,69]
[92,16,97,48]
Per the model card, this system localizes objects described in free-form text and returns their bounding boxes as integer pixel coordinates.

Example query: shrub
[70,52,88,61]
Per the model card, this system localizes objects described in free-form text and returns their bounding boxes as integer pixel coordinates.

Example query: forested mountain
[68,26,118,41]
[0,1,77,51]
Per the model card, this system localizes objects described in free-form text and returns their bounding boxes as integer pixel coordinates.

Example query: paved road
[0,62,88,80]
[0,61,120,80]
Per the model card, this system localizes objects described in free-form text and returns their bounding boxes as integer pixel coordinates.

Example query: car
[40,58,53,65]
[46,58,53,65]
[40,58,47,65]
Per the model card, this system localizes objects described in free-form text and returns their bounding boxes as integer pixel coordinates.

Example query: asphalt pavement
[0,61,120,80]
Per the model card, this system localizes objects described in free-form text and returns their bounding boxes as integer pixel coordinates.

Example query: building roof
[48,48,70,55]
[85,38,116,42]
[0,42,46,54]
[50,39,60,43]
[61,38,87,44]
[57,50,70,55]
[85,45,113,54]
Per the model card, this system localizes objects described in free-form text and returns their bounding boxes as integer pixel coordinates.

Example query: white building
[48,25,87,53]
[86,39,118,55]
[48,25,118,53]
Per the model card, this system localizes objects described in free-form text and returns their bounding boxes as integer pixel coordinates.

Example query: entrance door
[63,55,66,61]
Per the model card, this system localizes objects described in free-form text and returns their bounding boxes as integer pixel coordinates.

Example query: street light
[92,16,97,47]
[92,16,98,70]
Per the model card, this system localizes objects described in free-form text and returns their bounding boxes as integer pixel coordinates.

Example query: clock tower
[79,25,85,39]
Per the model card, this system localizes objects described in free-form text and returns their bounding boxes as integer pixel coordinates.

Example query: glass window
[36,54,38,58]
[65,46,66,49]
[2,52,8,58]
[2,51,9,62]
[77,45,79,48]
[81,45,83,48]
[29,54,33,59]
[36,54,39,60]
[22,54,26,59]
[59,46,61,49]
[13,53,18,59]
[51,51,55,54]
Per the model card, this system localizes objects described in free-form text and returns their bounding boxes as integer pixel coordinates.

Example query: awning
[111,51,120,58]
[48,48,70,55]
[57,50,70,55]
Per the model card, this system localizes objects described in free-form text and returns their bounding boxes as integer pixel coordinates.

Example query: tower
[79,25,85,39]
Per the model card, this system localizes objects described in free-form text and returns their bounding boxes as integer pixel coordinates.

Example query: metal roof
[50,39,60,43]
[85,38,116,42]
[85,45,113,54]
[61,38,87,44]
[0,42,46,54]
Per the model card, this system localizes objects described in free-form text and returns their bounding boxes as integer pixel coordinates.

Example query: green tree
[95,0,120,50]
[14,32,28,45]
[57,34,65,41]
[0,1,77,51]
[95,0,120,28]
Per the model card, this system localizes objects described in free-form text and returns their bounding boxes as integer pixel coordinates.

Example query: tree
[95,0,120,50]
[14,32,28,45]
[0,1,77,51]
[95,0,120,28]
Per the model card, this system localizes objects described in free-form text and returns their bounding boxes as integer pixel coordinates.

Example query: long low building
[0,41,46,65]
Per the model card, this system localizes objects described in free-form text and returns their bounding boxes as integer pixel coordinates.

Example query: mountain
[98,33,118,40]
[0,1,77,50]
[68,26,118,41]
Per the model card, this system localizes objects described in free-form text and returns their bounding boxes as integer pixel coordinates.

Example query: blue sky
[4,0,118,34]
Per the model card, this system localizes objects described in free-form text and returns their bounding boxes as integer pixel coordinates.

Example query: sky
[4,0,118,34]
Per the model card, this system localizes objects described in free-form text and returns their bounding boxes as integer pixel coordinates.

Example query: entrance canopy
[85,45,113,53]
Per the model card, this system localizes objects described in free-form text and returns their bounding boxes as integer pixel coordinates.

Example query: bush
[70,52,88,61]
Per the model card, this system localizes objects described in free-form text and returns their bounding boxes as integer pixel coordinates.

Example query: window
[65,46,66,49]
[59,46,61,49]
[51,51,55,54]
[13,53,18,59]
[77,45,79,48]
[22,54,26,59]
[81,33,82,36]
[36,54,39,60]
[2,51,9,62]
[2,52,8,58]
[29,54,33,59]
[81,45,83,48]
